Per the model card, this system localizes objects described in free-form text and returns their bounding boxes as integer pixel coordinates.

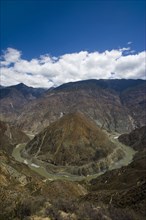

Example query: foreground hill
[82,151,146,220]
[82,127,146,220]
[0,150,87,220]
[22,112,125,176]
[2,148,145,220]
[1,125,145,220]
[4,79,144,134]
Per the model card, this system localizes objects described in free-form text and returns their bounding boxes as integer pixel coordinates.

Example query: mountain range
[0,79,146,220]
[0,83,46,121]
[0,79,146,134]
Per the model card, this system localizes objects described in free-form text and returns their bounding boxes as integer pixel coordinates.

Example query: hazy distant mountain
[0,83,46,121]
[54,79,145,93]
[0,83,46,100]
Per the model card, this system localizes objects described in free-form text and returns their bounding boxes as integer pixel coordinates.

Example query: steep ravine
[12,134,136,181]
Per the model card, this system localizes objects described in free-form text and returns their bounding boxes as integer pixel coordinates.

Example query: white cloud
[0,47,145,88]
[119,47,131,52]
[1,48,21,66]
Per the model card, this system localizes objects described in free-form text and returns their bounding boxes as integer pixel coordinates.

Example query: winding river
[12,134,136,182]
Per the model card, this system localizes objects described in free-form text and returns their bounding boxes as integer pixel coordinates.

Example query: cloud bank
[0,47,145,88]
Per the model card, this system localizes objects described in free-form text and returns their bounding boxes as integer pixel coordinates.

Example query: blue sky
[0,0,146,87]
[1,0,145,58]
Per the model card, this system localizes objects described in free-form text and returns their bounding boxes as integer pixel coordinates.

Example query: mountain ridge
[53,79,145,93]
[0,79,146,134]
[0,82,46,100]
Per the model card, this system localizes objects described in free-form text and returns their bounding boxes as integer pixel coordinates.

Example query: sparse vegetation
[0,82,146,220]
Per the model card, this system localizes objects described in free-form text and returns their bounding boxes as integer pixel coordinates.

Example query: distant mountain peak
[0,82,46,101]
[15,82,29,88]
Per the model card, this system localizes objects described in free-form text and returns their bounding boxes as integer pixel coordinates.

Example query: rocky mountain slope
[118,126,146,151]
[0,121,29,154]
[54,79,144,92]
[80,126,146,220]
[1,149,144,220]
[22,112,125,176]
[1,79,144,134]
[82,151,146,220]
[1,130,145,220]
[0,83,46,100]
[1,79,146,219]
[120,83,146,129]
[0,150,87,220]
[1,149,145,219]
[81,127,146,220]
[0,83,46,123]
